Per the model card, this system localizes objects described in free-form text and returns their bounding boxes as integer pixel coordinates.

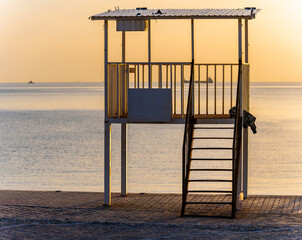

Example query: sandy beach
[0,190,301,239]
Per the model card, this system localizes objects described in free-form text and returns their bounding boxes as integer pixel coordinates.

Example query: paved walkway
[0,191,301,239]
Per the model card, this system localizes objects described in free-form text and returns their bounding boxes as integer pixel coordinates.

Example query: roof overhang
[90,8,260,21]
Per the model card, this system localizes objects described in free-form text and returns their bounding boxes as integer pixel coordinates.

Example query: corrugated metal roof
[90,8,260,20]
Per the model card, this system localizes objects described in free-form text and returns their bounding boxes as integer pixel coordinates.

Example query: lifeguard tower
[90,8,259,217]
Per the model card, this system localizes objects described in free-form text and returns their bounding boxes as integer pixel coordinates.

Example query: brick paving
[0,190,301,239]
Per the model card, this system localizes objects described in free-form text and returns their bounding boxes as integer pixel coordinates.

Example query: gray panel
[116,20,147,31]
[128,89,172,123]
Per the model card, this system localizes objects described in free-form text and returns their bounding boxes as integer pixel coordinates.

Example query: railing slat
[174,65,177,115]
[159,64,162,89]
[142,64,145,89]
[170,64,172,89]
[192,65,195,116]
[230,65,233,107]
[166,65,169,89]
[214,65,217,115]
[137,64,140,89]
[206,65,208,115]
[181,64,184,118]
[198,65,200,115]
[134,65,136,89]
[116,64,119,117]
[222,64,225,114]
[126,64,129,113]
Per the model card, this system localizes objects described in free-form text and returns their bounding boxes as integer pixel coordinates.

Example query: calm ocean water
[0,82,301,195]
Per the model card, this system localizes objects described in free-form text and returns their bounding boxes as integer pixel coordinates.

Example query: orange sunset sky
[0,0,302,83]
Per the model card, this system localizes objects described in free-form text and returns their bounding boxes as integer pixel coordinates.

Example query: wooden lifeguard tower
[90,8,259,217]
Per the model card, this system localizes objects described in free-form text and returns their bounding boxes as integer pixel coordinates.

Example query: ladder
[181,60,243,218]
[181,122,240,217]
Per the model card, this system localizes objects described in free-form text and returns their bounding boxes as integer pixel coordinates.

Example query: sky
[0,0,302,82]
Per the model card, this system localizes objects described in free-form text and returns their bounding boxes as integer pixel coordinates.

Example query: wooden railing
[107,62,238,119]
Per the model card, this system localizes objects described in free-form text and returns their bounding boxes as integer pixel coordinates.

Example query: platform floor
[0,191,301,239]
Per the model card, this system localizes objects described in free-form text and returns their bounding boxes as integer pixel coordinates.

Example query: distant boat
[28,80,34,84]
[184,77,213,84]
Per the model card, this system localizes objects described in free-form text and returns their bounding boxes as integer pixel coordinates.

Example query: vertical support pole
[245,20,249,64]
[116,65,119,117]
[238,19,243,198]
[104,20,111,206]
[238,19,243,62]
[104,122,111,206]
[104,20,109,122]
[121,31,126,115]
[122,31,126,64]
[243,19,249,199]
[121,30,127,197]
[174,65,176,115]
[181,64,184,118]
[148,20,152,88]
[121,123,127,196]
[191,19,195,115]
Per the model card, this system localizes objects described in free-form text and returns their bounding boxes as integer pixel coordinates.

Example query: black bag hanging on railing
[243,110,257,134]
[229,107,257,134]
[229,106,236,118]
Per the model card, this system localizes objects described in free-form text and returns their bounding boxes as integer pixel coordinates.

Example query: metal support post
[103,20,111,206]
[121,30,127,196]
[122,31,126,63]
[244,20,249,64]
[243,19,249,198]
[121,123,127,196]
[238,19,243,62]
[148,20,152,88]
[238,19,243,197]
[104,20,108,121]
[191,19,195,115]
[104,122,111,206]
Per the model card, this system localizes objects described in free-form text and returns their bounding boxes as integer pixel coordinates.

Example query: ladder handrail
[181,59,195,216]
[232,59,243,218]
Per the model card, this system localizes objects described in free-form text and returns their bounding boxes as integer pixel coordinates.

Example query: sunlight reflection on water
[0,82,301,195]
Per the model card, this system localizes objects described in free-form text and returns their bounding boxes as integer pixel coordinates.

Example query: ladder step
[187,190,232,193]
[186,202,232,205]
[188,179,232,182]
[193,137,233,140]
[194,127,234,129]
[189,169,232,172]
[191,158,233,161]
[192,147,233,150]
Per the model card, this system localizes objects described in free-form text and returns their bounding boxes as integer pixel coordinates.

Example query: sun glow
[0,0,301,82]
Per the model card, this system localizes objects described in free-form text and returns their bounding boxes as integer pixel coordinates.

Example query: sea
[0,82,301,195]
